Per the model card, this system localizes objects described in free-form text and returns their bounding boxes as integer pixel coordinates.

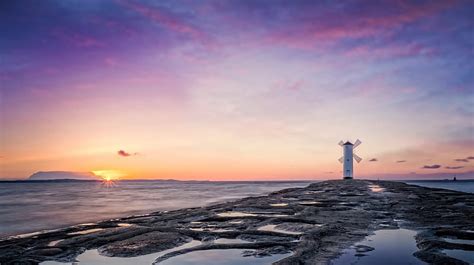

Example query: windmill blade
[353,153,362,163]
[353,139,362,148]
[338,140,344,146]
[338,156,344,163]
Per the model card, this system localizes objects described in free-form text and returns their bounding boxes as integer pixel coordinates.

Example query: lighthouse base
[343,176,353,180]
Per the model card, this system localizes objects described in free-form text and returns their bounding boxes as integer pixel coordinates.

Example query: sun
[92,170,126,181]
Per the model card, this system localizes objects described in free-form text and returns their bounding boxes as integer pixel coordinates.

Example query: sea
[0,179,472,239]
[0,180,312,238]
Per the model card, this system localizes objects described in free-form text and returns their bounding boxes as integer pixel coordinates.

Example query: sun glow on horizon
[92,170,126,181]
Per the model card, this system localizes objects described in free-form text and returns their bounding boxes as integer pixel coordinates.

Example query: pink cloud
[343,43,437,60]
[122,1,211,44]
[262,1,457,54]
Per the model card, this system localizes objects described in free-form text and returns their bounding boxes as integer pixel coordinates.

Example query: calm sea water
[0,180,312,238]
[403,180,474,194]
[1,179,472,239]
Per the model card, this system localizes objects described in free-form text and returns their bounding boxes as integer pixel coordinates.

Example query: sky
[0,0,473,180]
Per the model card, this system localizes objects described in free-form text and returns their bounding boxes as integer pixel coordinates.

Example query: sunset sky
[1,0,473,180]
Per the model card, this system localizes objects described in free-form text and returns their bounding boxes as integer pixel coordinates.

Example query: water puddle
[217,212,257,217]
[298,201,321,205]
[442,249,474,264]
[158,249,292,265]
[47,240,63,247]
[214,238,249,244]
[76,223,96,226]
[67,228,104,235]
[190,228,234,232]
[42,240,201,265]
[10,231,44,239]
[368,185,385,193]
[217,211,288,218]
[442,237,474,245]
[330,228,426,265]
[270,203,288,207]
[117,223,132,227]
[8,228,62,239]
[257,225,303,235]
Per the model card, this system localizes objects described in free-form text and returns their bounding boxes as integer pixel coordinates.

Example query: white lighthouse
[338,140,362,179]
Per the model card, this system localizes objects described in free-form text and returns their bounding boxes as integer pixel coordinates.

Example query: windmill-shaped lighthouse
[338,140,362,179]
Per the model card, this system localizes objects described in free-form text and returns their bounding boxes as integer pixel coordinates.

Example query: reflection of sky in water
[159,249,291,265]
[368,185,385,193]
[330,228,426,265]
[213,238,250,244]
[443,237,474,245]
[41,240,201,265]
[442,249,474,264]
[257,224,303,235]
[0,181,311,237]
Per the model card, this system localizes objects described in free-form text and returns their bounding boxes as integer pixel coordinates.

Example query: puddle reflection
[330,228,426,265]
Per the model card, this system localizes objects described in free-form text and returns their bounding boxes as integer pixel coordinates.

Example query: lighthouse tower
[338,140,362,179]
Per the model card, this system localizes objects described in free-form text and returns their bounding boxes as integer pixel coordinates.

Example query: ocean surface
[0,179,472,239]
[0,180,312,238]
[403,180,474,194]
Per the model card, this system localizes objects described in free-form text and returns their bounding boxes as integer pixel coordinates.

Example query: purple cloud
[467,156,474,160]
[454,158,469,162]
[396,160,406,163]
[369,158,378,162]
[422,164,441,169]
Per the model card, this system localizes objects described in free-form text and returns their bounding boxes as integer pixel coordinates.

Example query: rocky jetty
[0,180,473,264]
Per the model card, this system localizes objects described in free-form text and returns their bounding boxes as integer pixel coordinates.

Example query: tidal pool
[213,238,249,244]
[158,249,292,265]
[67,228,104,235]
[442,237,474,245]
[330,228,426,265]
[270,203,288,207]
[368,185,385,193]
[217,212,257,217]
[442,249,474,264]
[257,224,303,235]
[41,240,201,265]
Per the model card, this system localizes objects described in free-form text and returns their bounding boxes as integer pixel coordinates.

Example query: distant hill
[28,171,101,181]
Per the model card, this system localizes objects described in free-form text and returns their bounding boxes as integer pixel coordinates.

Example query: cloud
[454,158,469,162]
[396,160,406,163]
[422,164,441,169]
[467,156,474,160]
[121,1,212,46]
[369,158,378,162]
[257,0,458,55]
[445,166,464,169]
[117,150,138,157]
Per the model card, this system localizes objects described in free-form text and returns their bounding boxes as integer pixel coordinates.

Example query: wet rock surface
[0,180,472,264]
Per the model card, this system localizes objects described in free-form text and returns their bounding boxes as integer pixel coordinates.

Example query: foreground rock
[0,180,472,264]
